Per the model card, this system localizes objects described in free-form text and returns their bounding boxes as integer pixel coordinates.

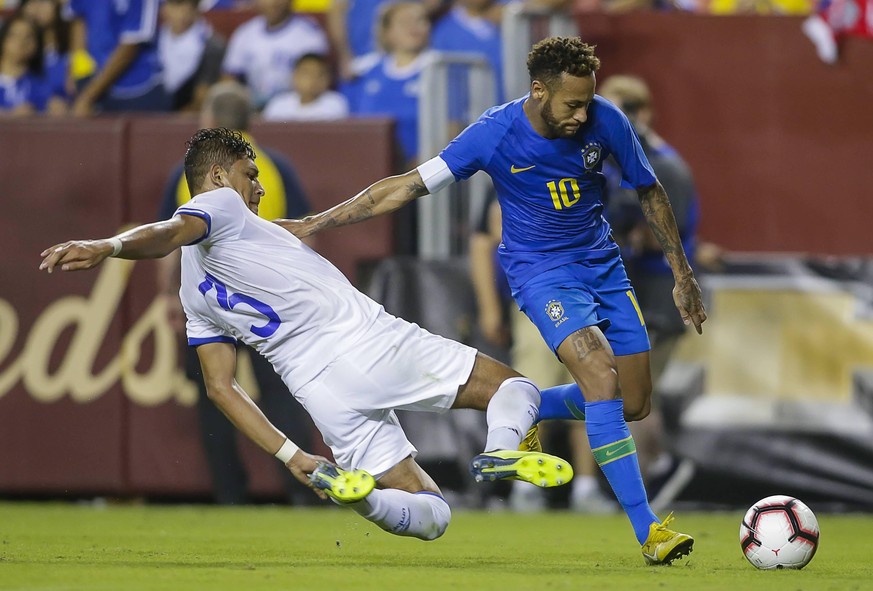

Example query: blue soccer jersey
[439,95,656,289]
[431,7,504,102]
[346,52,432,163]
[69,0,162,99]
[0,72,50,112]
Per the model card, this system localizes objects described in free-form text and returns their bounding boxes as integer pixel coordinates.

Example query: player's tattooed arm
[637,181,693,279]
[275,170,429,238]
[637,181,707,334]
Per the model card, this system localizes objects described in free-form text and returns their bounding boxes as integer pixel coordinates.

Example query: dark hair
[295,52,329,69]
[0,14,44,75]
[19,0,70,54]
[184,128,256,195]
[527,37,600,91]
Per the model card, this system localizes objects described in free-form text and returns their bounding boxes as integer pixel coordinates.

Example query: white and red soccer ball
[740,495,820,570]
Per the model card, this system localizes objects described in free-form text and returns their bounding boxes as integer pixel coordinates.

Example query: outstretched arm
[637,181,707,334]
[39,214,207,273]
[275,169,429,239]
[195,342,328,498]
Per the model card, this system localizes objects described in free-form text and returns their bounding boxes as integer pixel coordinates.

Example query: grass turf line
[0,502,870,591]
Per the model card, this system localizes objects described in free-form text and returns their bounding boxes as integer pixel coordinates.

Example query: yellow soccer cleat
[641,513,694,565]
[470,450,573,488]
[518,425,542,453]
[309,462,375,503]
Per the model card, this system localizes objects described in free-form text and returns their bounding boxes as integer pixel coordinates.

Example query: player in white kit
[39,128,572,541]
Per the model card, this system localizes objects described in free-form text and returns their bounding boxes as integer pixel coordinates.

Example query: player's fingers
[693,308,707,334]
[54,248,88,270]
[681,312,694,330]
[60,258,95,272]
[39,245,71,273]
[40,242,65,258]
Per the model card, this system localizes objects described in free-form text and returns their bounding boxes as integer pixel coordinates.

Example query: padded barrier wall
[0,117,395,497]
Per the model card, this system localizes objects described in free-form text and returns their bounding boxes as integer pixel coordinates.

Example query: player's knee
[623,397,651,422]
[573,356,619,401]
[622,381,652,420]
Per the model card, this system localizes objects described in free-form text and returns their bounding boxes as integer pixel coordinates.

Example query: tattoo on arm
[638,182,692,278]
[311,176,427,231]
[405,180,428,198]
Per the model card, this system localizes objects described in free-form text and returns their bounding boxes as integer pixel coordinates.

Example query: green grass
[0,502,870,591]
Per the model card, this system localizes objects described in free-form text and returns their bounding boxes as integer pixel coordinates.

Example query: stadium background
[1,6,872,509]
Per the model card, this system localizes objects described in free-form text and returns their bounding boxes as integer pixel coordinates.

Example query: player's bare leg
[557,326,692,564]
[455,354,574,488]
[615,351,653,421]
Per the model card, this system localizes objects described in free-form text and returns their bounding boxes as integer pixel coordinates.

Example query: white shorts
[294,313,478,477]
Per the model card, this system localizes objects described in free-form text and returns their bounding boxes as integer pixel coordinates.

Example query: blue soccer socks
[538,383,586,421]
[585,399,658,544]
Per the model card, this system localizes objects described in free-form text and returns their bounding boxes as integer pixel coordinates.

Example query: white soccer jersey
[222,15,329,106]
[177,187,383,392]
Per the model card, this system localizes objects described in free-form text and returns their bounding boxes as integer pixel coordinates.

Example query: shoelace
[655,512,675,532]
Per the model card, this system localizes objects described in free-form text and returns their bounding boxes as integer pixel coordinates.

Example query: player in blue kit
[282,37,705,565]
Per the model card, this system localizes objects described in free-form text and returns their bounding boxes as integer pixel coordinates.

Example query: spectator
[431,0,504,101]
[599,74,711,501]
[67,0,169,116]
[158,0,226,112]
[345,1,433,167]
[262,52,349,121]
[221,0,329,109]
[19,0,69,115]
[158,81,317,505]
[327,0,444,81]
[0,13,50,115]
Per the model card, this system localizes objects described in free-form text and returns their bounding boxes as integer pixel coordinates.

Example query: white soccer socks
[484,377,541,452]
[349,488,451,541]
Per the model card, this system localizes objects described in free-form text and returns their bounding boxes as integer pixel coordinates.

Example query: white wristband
[107,237,122,257]
[274,438,299,464]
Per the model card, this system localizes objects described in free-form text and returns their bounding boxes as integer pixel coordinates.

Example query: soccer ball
[739,495,820,570]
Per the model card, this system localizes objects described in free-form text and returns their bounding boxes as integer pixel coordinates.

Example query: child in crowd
[262,53,348,121]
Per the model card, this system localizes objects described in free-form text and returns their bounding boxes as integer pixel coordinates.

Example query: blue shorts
[513,251,650,357]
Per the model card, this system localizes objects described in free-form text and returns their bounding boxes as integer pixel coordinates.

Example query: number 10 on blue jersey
[547,178,582,210]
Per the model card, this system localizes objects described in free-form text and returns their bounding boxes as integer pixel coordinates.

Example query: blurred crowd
[0,0,820,123]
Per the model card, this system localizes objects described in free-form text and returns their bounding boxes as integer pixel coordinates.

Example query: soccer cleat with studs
[309,461,376,503]
[470,450,573,488]
[640,513,694,565]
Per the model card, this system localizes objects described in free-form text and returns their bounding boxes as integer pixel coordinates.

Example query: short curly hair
[184,128,256,195]
[527,37,601,91]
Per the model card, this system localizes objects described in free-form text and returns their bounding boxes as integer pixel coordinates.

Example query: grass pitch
[0,502,870,591]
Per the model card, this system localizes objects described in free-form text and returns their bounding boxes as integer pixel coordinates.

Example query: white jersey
[222,15,328,107]
[262,90,350,122]
[177,187,382,392]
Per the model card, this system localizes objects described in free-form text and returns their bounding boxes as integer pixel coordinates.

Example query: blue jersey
[430,7,504,102]
[346,0,390,57]
[440,95,656,289]
[69,0,162,98]
[347,53,430,163]
[0,72,50,112]
[44,49,70,101]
